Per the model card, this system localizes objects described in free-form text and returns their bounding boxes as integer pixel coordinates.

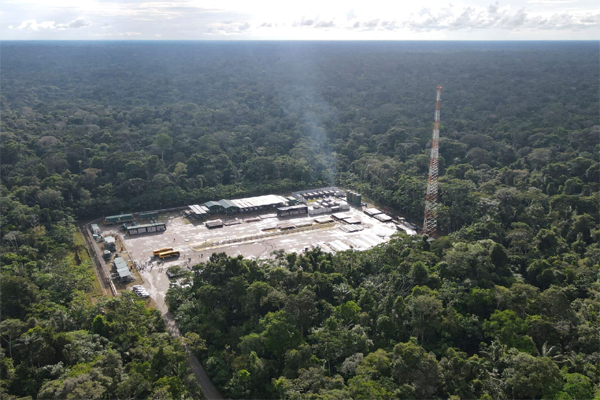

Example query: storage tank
[355,194,362,206]
[346,191,352,203]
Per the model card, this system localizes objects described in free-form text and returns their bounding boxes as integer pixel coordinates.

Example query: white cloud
[526,0,576,4]
[93,31,142,37]
[314,20,335,28]
[2,0,599,39]
[69,18,90,28]
[343,4,600,32]
[16,18,90,31]
[292,16,336,28]
[17,19,63,30]
[205,21,251,35]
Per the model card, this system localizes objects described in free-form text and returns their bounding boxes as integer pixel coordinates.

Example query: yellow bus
[153,247,173,256]
[158,250,180,259]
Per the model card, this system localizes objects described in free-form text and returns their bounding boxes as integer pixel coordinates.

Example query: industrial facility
[186,189,356,221]
[188,194,288,217]
[86,185,417,307]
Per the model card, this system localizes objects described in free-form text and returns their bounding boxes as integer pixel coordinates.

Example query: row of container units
[127,222,167,236]
[113,257,133,282]
[314,198,347,208]
[309,206,332,216]
[277,205,308,217]
[303,190,336,200]
[332,213,352,221]
[204,195,289,215]
[364,208,382,217]
[105,214,134,225]
[139,211,159,220]
[346,191,362,206]
[374,214,393,223]
[308,201,350,216]
[186,204,210,220]
[291,187,345,200]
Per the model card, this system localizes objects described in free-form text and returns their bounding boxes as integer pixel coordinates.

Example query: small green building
[139,211,159,220]
[105,214,134,224]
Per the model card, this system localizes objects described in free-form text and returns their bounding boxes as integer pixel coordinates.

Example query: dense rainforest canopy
[1,41,599,399]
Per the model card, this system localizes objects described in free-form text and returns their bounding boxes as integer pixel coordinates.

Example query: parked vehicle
[158,250,180,259]
[153,247,173,256]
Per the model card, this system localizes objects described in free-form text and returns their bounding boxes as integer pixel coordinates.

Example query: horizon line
[1,39,599,42]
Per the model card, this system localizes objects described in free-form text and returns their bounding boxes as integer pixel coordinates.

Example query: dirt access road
[161,311,223,400]
[81,222,222,399]
[140,266,222,400]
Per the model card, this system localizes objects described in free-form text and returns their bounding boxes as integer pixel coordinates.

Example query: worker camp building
[186,190,359,221]
[185,204,210,221]
[277,204,308,217]
[188,194,289,217]
[104,214,134,225]
[113,257,133,282]
[126,222,167,236]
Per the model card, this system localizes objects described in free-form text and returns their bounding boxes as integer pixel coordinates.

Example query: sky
[1,0,599,40]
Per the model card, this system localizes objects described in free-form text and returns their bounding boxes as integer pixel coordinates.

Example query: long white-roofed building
[196,194,289,215]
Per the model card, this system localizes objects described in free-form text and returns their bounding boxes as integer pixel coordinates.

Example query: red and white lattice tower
[423,85,443,237]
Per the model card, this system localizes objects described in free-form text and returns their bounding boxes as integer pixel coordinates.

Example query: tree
[335,301,361,326]
[502,352,562,399]
[406,292,443,344]
[0,276,40,319]
[391,340,440,399]
[0,319,26,359]
[259,311,301,359]
[409,261,429,286]
[155,132,173,161]
[556,372,595,400]
[483,310,534,352]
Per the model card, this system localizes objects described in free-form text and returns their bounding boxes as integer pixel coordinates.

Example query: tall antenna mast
[423,85,443,237]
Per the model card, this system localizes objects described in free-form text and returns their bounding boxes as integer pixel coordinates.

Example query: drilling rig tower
[423,85,443,237]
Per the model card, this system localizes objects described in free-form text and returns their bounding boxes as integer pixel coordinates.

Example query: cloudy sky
[1,0,599,40]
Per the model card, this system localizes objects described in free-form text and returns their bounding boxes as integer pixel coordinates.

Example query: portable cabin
[205,219,224,229]
[374,214,393,223]
[104,214,134,225]
[188,205,209,220]
[139,211,159,220]
[113,257,133,282]
[277,205,308,217]
[104,236,116,251]
[127,222,167,236]
[364,208,382,217]
[90,224,101,235]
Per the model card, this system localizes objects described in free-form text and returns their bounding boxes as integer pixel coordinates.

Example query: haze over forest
[0,41,599,399]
